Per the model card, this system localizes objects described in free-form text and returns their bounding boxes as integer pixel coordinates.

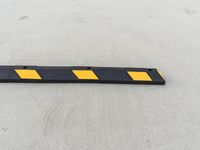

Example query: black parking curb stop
[0,66,165,85]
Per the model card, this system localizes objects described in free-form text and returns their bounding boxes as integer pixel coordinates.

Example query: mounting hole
[87,67,91,70]
[148,69,152,71]
[23,66,28,69]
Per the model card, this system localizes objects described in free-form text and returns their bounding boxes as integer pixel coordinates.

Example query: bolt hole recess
[23,66,28,69]
[148,69,153,71]
[87,67,91,70]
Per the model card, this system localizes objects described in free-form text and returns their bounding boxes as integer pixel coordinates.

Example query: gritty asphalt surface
[0,0,200,149]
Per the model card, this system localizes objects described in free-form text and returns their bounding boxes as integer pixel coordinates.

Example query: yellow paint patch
[157,69,164,79]
[15,69,42,80]
[127,71,152,81]
[73,70,99,80]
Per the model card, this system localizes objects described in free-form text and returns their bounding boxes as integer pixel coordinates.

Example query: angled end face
[156,69,165,85]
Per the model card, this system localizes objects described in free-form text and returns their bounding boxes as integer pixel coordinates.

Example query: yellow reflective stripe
[127,71,152,81]
[15,69,42,80]
[73,70,99,80]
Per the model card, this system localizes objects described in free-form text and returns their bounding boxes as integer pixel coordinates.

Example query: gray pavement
[0,0,200,149]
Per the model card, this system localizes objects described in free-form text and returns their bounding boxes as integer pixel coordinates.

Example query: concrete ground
[0,0,200,149]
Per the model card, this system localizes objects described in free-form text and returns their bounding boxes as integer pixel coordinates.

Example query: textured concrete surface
[0,0,200,149]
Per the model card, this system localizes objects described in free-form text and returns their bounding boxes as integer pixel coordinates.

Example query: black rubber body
[0,66,165,85]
